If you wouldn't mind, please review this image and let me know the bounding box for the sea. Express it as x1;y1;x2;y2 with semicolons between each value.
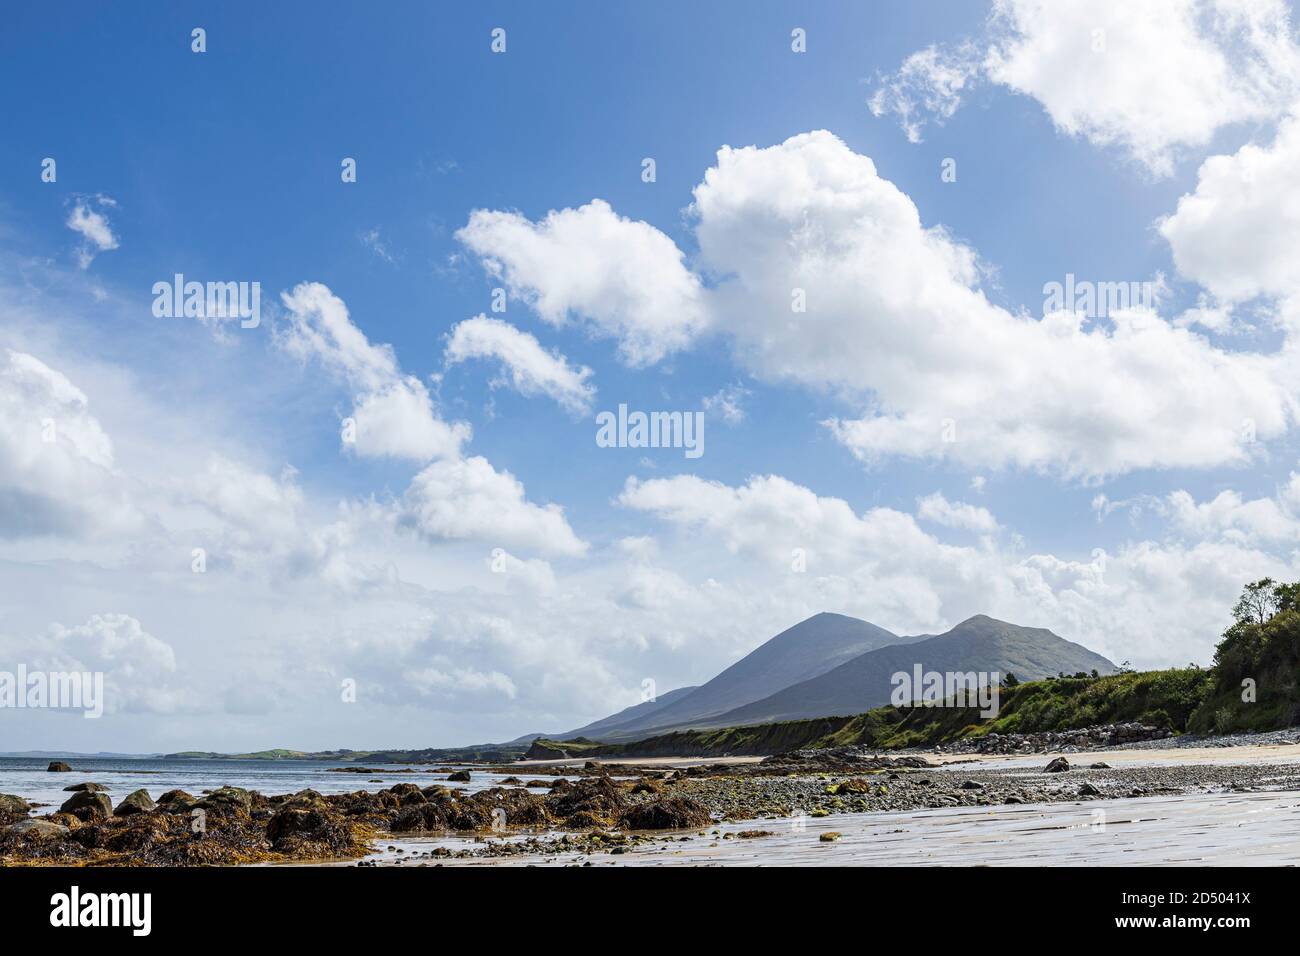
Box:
0;757;554;810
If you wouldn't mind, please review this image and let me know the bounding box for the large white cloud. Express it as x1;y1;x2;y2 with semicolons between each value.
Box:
620;470;1298;669
464;130;1294;478
1163;472;1300;545
872;0;1300;177
445;314;595;415
279;282;470;461
455;200;709;367
0;348;138;538
1160;112;1300;307
401;455;587;557
400;457;590;561
0;614;183;715
916;492;1000;533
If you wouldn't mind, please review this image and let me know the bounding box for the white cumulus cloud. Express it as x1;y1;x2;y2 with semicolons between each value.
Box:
456;200;709;367
872;0;1300;177
445;314;595;415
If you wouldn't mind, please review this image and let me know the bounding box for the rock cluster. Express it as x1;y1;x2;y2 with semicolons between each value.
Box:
0;771;712;866
942;723;1171;755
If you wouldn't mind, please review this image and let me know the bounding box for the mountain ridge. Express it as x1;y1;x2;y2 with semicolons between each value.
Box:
574;612;917;741
668;613;1116;731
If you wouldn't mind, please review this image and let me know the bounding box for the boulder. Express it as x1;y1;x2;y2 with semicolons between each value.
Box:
46;761;72;773
156;790;197;813
59;789;113;821
197;786;253;815
6;818;70;839
833;778;873;794
447;770;471;783
1044;757;1071;773
114;789;157;816
0;794;31;815
62;782;109;793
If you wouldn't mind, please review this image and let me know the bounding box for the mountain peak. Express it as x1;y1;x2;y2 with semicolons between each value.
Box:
573;611;904;741
955;613;1003;627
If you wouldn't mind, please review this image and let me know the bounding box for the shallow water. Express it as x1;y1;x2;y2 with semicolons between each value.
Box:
0;757;554;809
365;789;1300;866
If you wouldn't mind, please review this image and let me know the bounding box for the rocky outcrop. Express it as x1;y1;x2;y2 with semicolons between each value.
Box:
447;770;471;782
944;723;1171;755
63;782;108;792
523;740;570;759
760;748;935;773
46;761;72;773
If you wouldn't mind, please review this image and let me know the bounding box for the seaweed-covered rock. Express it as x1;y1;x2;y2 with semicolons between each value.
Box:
447;770;472;783
47;761;72;773
445;800;494;830
62;782;108;793
546;776;625;827
156;790;197;813
832;778;873;794
391;802;451;833
6;818;69;839
59;790;113;822
266;805;354;855
618;796;711;830
197;786;253;815
471;787;551;827
114;789;157;816
0;794;30;823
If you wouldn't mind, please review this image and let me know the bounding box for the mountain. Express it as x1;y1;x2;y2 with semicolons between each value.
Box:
585;612;915;741
689;614;1117;728
554;685;700;740
0;751;162;759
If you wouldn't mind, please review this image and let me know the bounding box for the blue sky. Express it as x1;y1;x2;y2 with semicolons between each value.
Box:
3;1;1300;750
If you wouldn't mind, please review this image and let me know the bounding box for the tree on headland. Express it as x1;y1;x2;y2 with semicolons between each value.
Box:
1232;578;1281;626
1191;577;1300;734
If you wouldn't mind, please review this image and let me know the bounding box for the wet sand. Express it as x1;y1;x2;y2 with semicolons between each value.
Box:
360;745;1300;866
363;789;1300;866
